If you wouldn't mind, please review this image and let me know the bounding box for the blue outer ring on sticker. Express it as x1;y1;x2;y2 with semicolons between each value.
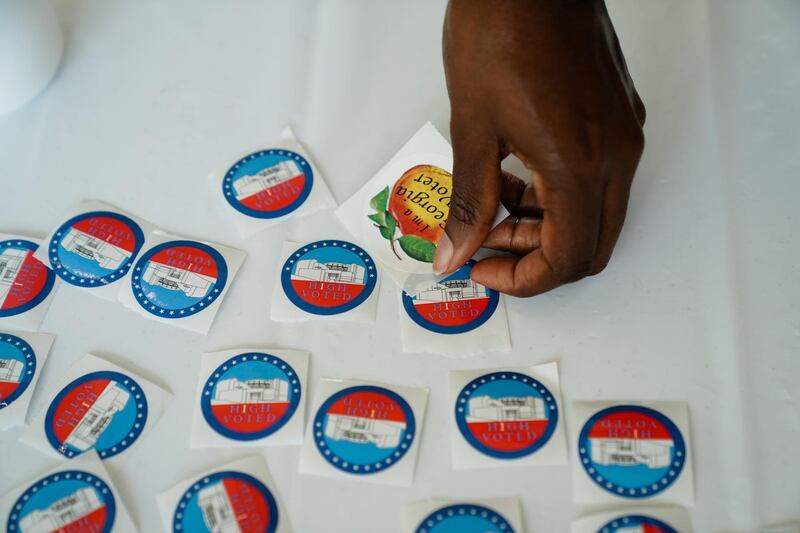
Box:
0;239;55;317
222;148;314;219
48;210;144;287
6;470;117;533
44;370;149;459
130;240;228;319
280;240;377;316
201;352;302;441
577;404;687;498
414;504;515;533
313;385;416;474
172;470;278;533
455;371;558;459
597;514;678;533
402;260;499;334
0;334;36;410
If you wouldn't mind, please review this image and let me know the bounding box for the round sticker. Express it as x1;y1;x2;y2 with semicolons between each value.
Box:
597;514;678;533
455;371;558;459
172;471;278;533
48;211;144;286
280;240;377;315
201;352;301;441
0;239;55;317
6;470;116;533
402;260;499;334
313;385;416;474
414;504;514;533
44;371;149;459
130;240;228;318
577;405;687;498
0;334;36;410
222;148;313;219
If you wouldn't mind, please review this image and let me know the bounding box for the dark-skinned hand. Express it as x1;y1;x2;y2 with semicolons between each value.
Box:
433;0;646;297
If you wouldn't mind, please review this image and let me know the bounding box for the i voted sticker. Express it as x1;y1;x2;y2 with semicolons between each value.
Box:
201;353;301;441
6;470;116;533
313;386;416;474
172;471;278;533
281;240;377;315
48;211;144;286
455;371;558;459
0;334;35;410
0;239;55;317
44;371;148;459
597;514;678;533
402;261;498;334
414;504;515;533
223;149;313;219
131;240;227;318
578;405;686;498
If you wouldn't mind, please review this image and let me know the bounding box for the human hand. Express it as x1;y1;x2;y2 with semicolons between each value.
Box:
434;0;646;297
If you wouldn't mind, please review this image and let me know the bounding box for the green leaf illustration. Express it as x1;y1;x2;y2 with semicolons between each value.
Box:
369;186;390;212
398;234;437;263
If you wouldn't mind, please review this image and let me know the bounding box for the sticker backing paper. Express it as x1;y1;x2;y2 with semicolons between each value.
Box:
570;401;695;507
0;452;137;533
0;330;54;430
299;378;428;487
118;230;246;334
214;127;337;237
34;201;155;301
449;362;566;469
157;455;292;533
190;347;309;448
0;233;58;331
404;497;524;533
571;506;693;533
20;353;171;462
270;240;380;323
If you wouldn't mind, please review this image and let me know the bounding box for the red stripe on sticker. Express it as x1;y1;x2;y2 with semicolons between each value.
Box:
0;381;20;402
239;174;305;211
1;250;49;310
222;478;271;533
412;297;490;326
149;246;218;279
51;379;112;444
55;504;107;533
643;524;669;533
290;279;365;307
326;391;407;423
210;402;291;433
587;411;673;440
72;216;137;253
467;420;550;452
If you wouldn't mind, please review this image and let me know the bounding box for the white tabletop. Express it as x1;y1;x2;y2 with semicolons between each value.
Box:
1;1;798;532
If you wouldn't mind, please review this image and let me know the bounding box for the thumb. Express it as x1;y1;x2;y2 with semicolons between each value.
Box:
433;122;502;275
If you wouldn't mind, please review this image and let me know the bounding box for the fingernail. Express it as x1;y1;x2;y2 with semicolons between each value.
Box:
432;232;453;275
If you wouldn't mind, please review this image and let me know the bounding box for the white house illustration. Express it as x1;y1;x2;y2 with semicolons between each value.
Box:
0;358;24;383
198;482;239;533
18;487;103;532
59;228;128;270
615;526;653;533
467;395;547;423
292;259;365;285
589;434;673;469
63;382;131;452
0;247;27;304
233;160;303;201
410;278;488;304
324;415;404;448
141;263;213;298
212;378;289;404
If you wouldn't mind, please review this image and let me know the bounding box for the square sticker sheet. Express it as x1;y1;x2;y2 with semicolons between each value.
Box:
0;452;137;533
20;352;171;462
571;506;693;533
570;401;695;507
117;230;246;334
299;378;428;487
270;239;380;323
449;361;567;469
335;122;453;286
0;330;54;430
190;347;309;448
213;126;337;237
0;233;58;331
157;455;292;533
398;261;510;356
34;200;155;301
404;497;524;533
